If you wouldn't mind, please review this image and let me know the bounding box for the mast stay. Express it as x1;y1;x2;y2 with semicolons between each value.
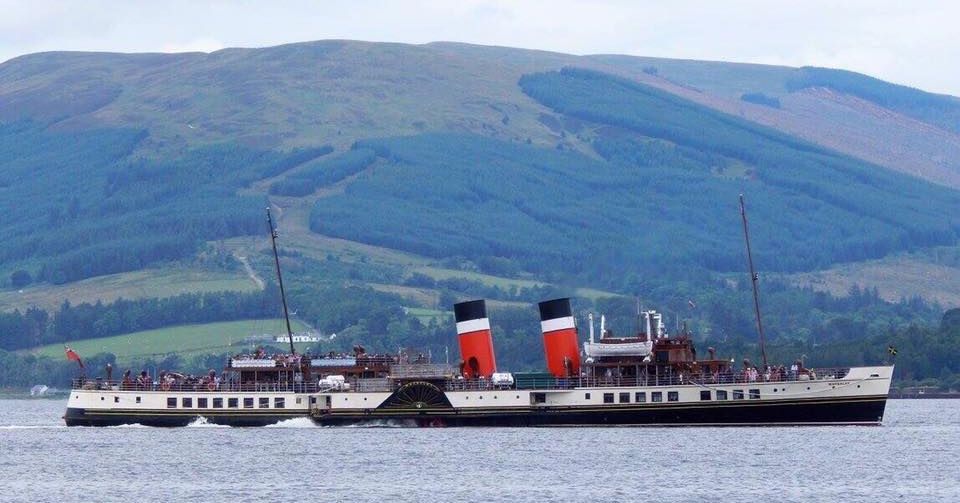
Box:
739;194;768;368
267;207;296;355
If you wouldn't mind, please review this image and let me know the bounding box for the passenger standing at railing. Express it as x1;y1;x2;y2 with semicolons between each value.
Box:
122;369;133;390
137;370;150;390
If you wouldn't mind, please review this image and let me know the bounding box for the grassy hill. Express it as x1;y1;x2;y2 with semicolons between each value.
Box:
27;318;310;363
0;266;259;312
1;40;960;375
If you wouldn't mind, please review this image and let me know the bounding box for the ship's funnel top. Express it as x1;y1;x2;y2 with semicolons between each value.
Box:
538;298;572;322
454;299;487;323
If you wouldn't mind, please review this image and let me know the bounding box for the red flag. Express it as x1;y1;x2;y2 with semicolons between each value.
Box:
65;347;84;369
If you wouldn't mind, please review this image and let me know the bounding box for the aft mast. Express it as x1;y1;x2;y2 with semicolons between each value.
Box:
739;194;768;368
266;207;296;355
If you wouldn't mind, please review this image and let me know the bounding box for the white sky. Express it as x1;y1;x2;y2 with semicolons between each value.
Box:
2;0;958;96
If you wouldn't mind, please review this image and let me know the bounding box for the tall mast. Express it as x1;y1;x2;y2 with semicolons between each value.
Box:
267;207;295;355
739;194;768;368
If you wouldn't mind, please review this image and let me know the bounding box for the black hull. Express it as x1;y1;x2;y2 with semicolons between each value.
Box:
316;396;889;427
64;407;302;427
65;396;887;427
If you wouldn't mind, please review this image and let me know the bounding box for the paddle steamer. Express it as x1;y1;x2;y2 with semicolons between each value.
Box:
64;202;893;427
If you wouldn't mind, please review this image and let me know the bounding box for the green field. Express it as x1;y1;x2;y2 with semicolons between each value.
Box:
0;267;260;312
28;319;310;363
404;307;451;325
414;266;545;289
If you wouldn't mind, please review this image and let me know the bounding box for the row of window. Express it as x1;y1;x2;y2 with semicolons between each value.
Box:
166;397;286;409
591;389;762;404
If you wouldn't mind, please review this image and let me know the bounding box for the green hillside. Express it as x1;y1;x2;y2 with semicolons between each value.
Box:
0;266;259;312
2;40;960;388
308;70;960;291
28;318;309;363
786;66;960;134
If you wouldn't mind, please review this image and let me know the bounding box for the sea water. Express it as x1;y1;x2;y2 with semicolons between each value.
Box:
0;398;957;502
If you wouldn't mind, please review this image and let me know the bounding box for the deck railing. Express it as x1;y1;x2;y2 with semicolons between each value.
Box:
71;367;853;393
71;379;320;393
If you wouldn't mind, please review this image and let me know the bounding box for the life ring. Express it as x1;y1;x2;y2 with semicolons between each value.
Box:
207;382;217;392
160;382;171;391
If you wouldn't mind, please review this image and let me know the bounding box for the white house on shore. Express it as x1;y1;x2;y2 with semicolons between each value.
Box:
275;331;322;344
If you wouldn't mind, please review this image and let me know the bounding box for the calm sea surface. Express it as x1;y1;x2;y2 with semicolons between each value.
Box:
0;398;957;502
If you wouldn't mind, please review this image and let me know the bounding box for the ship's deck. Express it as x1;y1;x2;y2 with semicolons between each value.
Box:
71;366;854;394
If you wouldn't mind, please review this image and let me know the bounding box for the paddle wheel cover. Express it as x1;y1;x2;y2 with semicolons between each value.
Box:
378;381;453;410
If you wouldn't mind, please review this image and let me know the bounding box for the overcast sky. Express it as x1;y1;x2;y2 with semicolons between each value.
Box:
2;0;958;96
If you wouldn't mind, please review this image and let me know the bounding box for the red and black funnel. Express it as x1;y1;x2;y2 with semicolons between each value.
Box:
454;299;497;378
538;298;581;377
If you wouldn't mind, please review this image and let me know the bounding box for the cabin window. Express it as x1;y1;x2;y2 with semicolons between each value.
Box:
166;397;177;408
243;398;254;408
619;392;630;403
651;392;663;402
668;391;679;402
296;397;302;404
182;397;192;408
733;390;744;400
228;398;239;408
584;393;591;400
114;396;119;403
603;393;615;404
275;398;285;409
259;397;270;408
532;393;546;404
635;392;646;403
213;398;223;408
198;398;208;408
749;389;761;399
716;390;728;400
700;390;711;401
136;396;141;404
